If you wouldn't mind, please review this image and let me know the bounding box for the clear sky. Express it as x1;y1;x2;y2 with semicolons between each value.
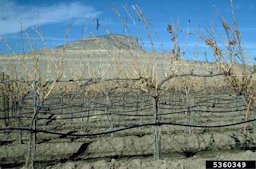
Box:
0;0;255;61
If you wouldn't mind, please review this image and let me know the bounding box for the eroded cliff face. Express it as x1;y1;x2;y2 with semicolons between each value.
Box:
0;34;249;89
56;34;143;51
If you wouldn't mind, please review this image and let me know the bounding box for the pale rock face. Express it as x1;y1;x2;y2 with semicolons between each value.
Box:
57;34;143;51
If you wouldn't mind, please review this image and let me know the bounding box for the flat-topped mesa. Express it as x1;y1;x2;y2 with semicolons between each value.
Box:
56;34;143;51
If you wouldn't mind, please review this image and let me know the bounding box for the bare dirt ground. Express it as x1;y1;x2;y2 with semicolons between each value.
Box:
46;150;256;169
1;87;256;169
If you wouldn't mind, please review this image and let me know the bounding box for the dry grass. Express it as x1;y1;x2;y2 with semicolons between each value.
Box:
0;1;255;167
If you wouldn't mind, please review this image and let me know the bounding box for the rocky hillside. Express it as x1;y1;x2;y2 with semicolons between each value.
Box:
56;34;143;51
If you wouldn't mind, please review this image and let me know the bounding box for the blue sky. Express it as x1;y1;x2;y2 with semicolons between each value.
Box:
0;0;256;61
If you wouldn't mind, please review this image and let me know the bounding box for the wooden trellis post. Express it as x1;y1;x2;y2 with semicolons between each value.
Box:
0;72;9;126
152;96;161;160
106;92;114;137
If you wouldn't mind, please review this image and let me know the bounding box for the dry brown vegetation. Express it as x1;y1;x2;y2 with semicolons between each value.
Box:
0;1;256;168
